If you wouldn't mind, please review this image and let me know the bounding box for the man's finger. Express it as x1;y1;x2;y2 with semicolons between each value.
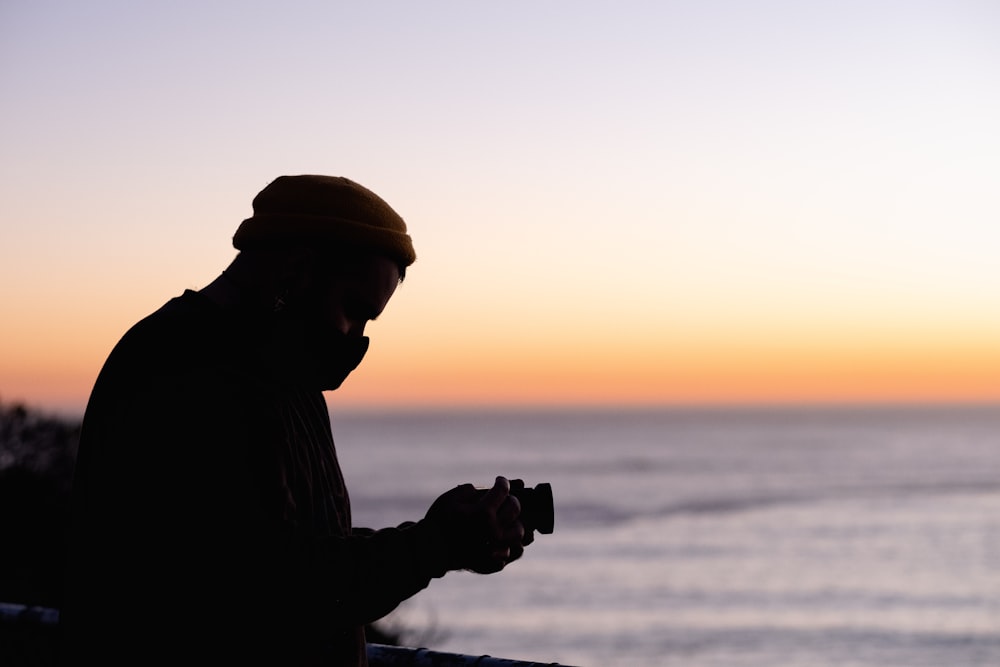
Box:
477;476;510;514
496;494;521;525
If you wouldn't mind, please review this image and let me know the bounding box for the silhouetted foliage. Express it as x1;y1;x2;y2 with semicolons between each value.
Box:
0;401;78;609
0;402;79;491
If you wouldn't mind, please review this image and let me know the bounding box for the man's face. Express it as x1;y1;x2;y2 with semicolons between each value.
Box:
311;254;401;338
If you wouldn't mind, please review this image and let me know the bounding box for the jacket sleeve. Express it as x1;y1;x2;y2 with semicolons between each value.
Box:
298;521;451;624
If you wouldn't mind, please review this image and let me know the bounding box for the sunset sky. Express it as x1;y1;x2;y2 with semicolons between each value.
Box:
2;1;999;416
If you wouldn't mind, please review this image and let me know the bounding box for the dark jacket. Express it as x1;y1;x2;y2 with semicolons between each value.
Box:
61;290;445;666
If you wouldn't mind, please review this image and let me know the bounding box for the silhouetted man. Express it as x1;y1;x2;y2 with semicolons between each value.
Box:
61;175;532;666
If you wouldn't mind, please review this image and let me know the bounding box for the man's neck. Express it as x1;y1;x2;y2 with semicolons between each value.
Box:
200;269;258;310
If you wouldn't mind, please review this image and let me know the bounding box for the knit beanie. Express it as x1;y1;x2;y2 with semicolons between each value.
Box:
232;175;416;268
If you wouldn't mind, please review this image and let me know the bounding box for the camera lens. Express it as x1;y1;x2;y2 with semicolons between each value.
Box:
512;482;554;535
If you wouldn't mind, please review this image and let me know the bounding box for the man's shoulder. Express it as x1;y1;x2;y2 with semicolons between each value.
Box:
132;289;216;331
131;288;221;334
104;290;226;370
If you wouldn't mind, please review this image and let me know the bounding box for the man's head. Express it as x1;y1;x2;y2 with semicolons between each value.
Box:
221;175;415;389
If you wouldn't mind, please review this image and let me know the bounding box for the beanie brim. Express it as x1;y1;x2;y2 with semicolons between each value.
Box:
233;212;416;267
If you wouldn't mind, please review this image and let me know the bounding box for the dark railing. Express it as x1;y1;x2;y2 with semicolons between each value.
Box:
0;602;581;667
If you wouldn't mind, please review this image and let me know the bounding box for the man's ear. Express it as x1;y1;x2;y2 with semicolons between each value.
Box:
275;246;319;297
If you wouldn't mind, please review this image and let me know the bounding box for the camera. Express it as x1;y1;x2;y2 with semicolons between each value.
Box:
509;481;555;534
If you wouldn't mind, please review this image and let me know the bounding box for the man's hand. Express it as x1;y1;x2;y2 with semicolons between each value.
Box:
423;476;532;574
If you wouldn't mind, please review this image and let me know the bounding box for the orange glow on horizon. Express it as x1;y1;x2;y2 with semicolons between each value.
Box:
331;334;1000;410
7;336;1000;418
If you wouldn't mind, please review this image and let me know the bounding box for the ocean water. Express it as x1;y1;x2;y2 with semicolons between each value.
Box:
333;405;1000;667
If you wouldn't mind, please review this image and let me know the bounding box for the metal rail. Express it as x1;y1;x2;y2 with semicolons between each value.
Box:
367;643;578;666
